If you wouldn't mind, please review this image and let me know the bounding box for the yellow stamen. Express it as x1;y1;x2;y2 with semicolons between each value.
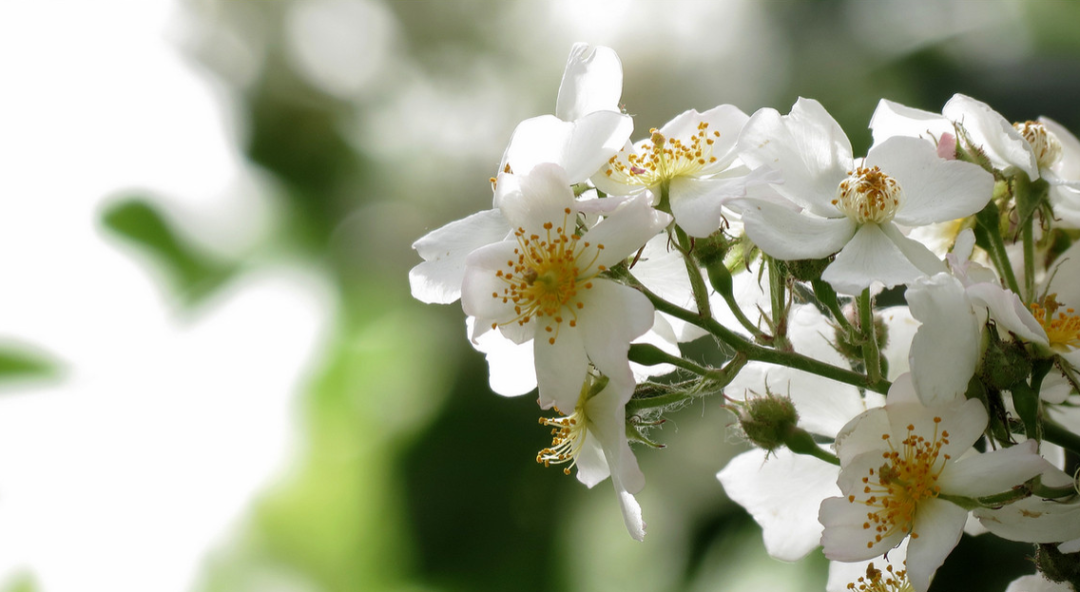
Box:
833;166;903;224
602;122;722;187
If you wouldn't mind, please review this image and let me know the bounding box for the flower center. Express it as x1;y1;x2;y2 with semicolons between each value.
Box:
833;166;903;224
1014;120;1062;170
490;208;605;345
1031;295;1080;351
849;418;949;548
603;123;721;187
846;562;914;592
536;394;589;475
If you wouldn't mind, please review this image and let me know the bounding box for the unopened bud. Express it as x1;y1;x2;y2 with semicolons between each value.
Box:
728;393;799;453
981;328;1031;390
776;257;832;282
1035;544;1080;590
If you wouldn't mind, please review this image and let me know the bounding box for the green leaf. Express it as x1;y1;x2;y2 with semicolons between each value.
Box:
101;197;234;305
0;343;61;382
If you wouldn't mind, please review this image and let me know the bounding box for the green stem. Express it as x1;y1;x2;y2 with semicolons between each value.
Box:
858;289;882;385
767;257;790;349
623;272;891;394
976;202;1022;296
784;427;840;466
1045;420;1080;455
628;343;711;377
812;278;855;336
1022;214;1036;304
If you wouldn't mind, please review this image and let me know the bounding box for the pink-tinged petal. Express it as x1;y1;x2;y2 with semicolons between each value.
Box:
578;280;653;385
906;273;980;406
905;498;968;592
534;325;588;412
501;113;632;185
579;194;671;272
975;495;1080;543
1005;574;1076;592
556;43;623;122
965;282;1049;347
468;318;538;396
494;164;575;233
1042;116;1080;181
938;440;1049;497
869;98;952;146
737;99;853;217
820;494;906;561
718;448;839;561
822;223;935;296
739;199;855;260
410;208;512;304
943;94;1039;179
867;136;994;226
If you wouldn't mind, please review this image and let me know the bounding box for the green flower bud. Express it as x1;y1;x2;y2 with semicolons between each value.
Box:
776;257;832;282
728;393;799;453
981;328;1031;390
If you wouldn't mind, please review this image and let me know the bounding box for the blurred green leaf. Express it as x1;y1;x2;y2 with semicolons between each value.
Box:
101;197;234;305
0;343;60;383
0;572;39;592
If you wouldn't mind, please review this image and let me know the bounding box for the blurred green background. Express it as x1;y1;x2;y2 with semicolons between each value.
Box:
2;1;1080;591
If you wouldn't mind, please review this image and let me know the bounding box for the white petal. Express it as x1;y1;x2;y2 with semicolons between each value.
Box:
822;223;937;296
579;279;653;385
409;209;511;304
943;94;1039;179
826;539;909;592
502;113;632;184
906;273;980;406
905;498;968;592
658;104;748;173
1042;116;1080;181
965;282;1049;347
869;98;952;146
572;433;610;487
1005;575;1076;592
533;324;588;412
739;198;856;260
460;241;529;332
468;317;537;396
880;305;918;380
976;495;1080;544
866;136;994;226
580;194;671;272
669;166;780;238
556;43;623;122
718;448;839;561
820;494;905;561
737;98;853;216
938;440;1049;497
494;164;575;232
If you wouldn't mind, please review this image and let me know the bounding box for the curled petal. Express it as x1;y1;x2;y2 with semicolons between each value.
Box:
556;43;623;122
738;199;856;260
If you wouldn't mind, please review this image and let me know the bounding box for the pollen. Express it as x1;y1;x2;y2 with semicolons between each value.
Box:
1031;294;1080;351
1014;120;1062;170
848;420;950;549
845;562;914;592
833;166;903;224
602;121;723;187
536;396;589;475
490;208;603;344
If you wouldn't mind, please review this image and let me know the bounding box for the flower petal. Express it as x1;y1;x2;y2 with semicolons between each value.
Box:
869;98;952;146
658;104;748;173
937;440;1049;497
533;324;588;412
556;43;623;122
494;164;575;232
965;282;1049;347
819;493;906;561
906;273;980;406
579;279;654;385
866;136;994;226
718;448;839;561
468;317;537;396
738;198;856;260
501;113;632;184
1042;116;1080;181
905;497;968;592
975;495;1080;544
943;94;1039;180
737;98;853;216
669;166;780;238
579;194;671;272
822;223;939;296
410;208;511;304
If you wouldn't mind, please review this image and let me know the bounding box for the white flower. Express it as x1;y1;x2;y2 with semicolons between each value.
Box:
1005;574;1076;592
735;98;994;295
500;43;633;184
973;464;1080;545
872;94;1080;228
461;163;671;412
827;539;912;592
819;374;1049;592
594;105;773;237
536;374;647;540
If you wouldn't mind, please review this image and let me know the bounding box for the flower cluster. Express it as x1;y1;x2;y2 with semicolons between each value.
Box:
411;44;1080;590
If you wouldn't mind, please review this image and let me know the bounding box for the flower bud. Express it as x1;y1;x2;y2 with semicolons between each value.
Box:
728;393;799;453
776;257;832;282
980;327;1031;390
1035;543;1080;590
